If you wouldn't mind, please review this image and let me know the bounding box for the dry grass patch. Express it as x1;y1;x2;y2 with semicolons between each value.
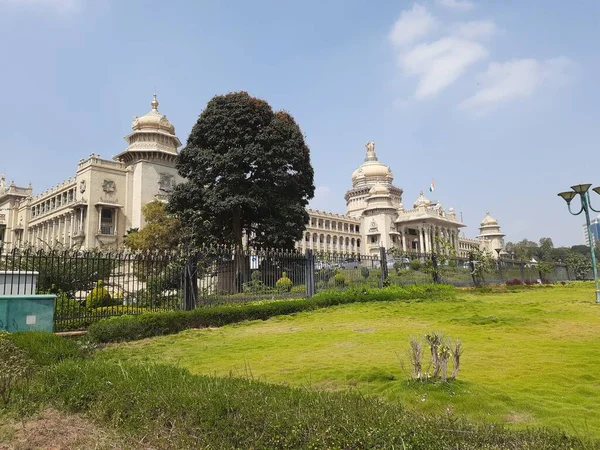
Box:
0;409;128;450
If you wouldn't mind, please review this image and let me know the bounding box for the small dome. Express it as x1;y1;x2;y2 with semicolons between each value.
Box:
369;184;390;195
413;191;432;208
398;202;404;211
481;212;499;227
448;207;455;212
131;94;176;135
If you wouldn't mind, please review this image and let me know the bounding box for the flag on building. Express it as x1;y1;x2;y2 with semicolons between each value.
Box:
429;178;435;192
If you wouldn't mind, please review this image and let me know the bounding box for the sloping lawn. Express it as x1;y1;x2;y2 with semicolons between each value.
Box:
100;283;600;439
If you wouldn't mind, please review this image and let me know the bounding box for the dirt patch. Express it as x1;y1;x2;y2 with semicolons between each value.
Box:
0;409;128;450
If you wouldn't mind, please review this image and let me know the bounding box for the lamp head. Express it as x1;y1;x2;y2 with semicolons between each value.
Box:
570;184;592;194
558;191;577;204
593;186;600;196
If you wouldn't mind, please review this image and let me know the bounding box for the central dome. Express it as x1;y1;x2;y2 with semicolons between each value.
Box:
131;94;176;135
351;142;393;187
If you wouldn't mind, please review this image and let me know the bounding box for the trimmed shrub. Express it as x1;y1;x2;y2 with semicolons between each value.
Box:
88;284;456;343
243;270;271;294
86;280;112;309
410;259;421;271
54;292;84;319
275;272;293;292
333;273;346;287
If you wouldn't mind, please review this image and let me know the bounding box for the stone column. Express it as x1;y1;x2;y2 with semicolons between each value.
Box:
401;229;407;252
63;215;69;247
98;206;103;234
418;227;424;253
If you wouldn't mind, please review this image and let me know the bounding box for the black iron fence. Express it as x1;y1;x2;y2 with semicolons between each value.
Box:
0;247;589;331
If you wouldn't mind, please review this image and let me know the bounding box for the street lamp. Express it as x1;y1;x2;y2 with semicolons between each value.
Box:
557;183;600;303
495;247;503;281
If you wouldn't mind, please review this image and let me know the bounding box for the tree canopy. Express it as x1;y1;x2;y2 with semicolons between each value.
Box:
169;91;315;249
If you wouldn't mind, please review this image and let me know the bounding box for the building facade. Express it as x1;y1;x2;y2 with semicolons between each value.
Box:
295;142;506;258
0;101;506;258
582;216;600;246
0;95;184;252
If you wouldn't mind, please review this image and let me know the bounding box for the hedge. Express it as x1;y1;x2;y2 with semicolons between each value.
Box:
88;284;456;343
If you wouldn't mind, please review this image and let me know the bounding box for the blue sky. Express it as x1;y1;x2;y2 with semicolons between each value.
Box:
1;0;599;247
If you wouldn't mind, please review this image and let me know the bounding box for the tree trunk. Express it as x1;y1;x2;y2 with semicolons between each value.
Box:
232;209;248;293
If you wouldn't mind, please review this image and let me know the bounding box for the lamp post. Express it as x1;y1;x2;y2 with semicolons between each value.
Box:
558;184;600;303
495;248;503;282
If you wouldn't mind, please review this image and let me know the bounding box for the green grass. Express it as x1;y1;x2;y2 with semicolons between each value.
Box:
100;282;600;440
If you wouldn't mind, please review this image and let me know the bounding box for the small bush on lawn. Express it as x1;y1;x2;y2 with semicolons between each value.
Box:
88;284;456;343
406;332;463;382
37;359;590;449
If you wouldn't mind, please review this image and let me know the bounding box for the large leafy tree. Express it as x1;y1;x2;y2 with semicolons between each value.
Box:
169;91;315;249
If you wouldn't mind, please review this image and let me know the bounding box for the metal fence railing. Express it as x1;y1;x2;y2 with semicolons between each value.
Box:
0;247;591;331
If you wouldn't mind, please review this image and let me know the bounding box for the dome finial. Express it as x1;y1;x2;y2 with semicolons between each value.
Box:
151;93;159;111
365;141;378;161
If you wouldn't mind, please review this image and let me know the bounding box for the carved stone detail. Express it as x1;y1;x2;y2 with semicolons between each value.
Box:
102;179;116;194
158;173;176;194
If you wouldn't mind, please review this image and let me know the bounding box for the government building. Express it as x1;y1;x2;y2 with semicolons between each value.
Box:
295;142;506;258
0;96;506;258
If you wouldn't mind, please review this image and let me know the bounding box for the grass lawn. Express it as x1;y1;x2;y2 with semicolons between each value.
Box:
100;283;600;439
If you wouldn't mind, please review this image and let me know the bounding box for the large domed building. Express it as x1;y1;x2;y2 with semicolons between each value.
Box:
298;141;506;258
0;95;184;251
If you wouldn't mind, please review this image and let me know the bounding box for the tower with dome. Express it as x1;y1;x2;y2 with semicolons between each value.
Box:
0;95;185;251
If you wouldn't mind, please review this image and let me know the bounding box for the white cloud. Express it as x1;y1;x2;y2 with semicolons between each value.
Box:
459;57;573;111
309;186;334;211
0;0;81;14
437;0;474;11
389;3;436;48
454;20;497;40
399;37;487;98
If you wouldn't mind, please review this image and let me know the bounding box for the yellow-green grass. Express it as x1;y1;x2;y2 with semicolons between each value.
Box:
99;283;600;439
